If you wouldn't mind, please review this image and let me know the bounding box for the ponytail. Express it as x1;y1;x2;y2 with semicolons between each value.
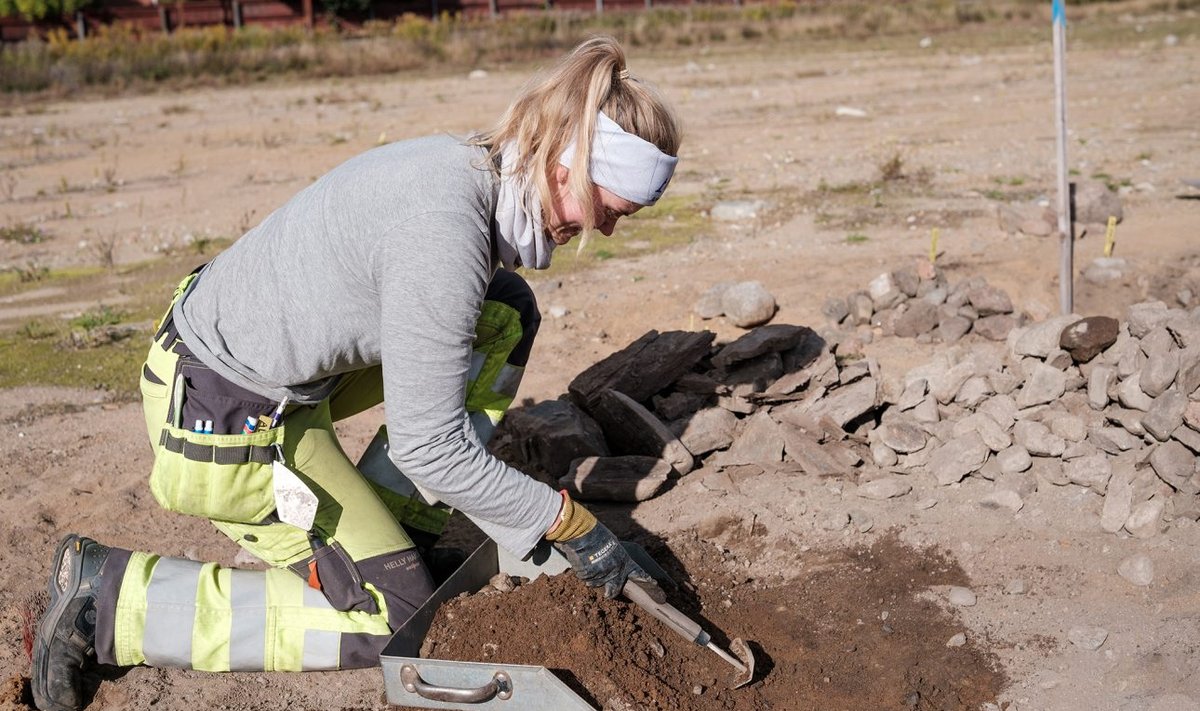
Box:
471;36;682;232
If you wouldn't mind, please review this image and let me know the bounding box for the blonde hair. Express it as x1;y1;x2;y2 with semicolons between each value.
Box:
471;36;681;233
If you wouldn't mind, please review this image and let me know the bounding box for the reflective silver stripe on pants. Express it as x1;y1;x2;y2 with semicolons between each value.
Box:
302;629;341;670
228;569;267;671
493;363;524;399
302;582;336;610
468;351;486;382
300;585;340;670
143;557;202;668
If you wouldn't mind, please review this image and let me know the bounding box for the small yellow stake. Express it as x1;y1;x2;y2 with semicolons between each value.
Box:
929;228;940;264
1103;216;1117;257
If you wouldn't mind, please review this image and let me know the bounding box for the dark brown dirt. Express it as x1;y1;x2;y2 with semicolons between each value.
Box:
418;533;1006;711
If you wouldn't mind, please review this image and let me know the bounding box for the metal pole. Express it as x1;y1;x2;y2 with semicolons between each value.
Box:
1053;0;1072;315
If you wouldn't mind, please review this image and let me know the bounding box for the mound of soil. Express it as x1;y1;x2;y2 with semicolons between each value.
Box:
419;534;1006;711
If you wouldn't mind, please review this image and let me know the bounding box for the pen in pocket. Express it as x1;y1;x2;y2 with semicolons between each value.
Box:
268;397;289;429
242;416;258;434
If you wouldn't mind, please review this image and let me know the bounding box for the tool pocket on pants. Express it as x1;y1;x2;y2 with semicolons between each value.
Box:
289;536;378;615
150;358;285;524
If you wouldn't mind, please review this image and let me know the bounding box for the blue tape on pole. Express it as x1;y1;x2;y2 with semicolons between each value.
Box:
1053;0;1066;24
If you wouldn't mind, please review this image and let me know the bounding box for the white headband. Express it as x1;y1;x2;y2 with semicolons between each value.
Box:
558;111;678;207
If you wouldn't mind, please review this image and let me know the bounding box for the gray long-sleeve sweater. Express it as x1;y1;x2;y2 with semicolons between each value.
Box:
172;135;561;557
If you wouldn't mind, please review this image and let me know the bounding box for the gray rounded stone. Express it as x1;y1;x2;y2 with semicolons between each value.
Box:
695;282;734;319
879;420;928;454
721;281;777;328
948;586;977;607
997;445;1033;474
1117;553;1154;587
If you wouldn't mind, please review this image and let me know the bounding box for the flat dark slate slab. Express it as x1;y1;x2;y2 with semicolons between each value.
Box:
590;389;695;475
559;456;673;502
568;330;715;415
502;399;609;477
711;324;812;368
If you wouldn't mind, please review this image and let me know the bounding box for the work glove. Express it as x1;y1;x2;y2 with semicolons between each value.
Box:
546;490;666;603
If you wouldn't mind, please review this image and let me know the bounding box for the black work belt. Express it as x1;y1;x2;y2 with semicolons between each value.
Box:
158;429;276;465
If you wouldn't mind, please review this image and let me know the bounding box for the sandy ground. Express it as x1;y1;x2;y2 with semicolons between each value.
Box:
2;11;1200;711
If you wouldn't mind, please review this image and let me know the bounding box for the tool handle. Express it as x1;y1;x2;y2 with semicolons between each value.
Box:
623;582;710;647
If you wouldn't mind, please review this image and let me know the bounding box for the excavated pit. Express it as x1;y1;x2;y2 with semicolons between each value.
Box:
416;533;1007;711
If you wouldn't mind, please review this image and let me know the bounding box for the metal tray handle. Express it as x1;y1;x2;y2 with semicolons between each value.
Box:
400;665;513;703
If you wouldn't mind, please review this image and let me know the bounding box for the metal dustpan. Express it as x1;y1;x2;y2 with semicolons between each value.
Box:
379;540;598;710
365;437;755;706
363;430;594;709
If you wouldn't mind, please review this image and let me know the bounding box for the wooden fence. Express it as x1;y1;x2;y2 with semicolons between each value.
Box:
1;0;706;42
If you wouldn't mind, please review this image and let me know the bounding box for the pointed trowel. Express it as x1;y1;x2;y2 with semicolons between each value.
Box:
622;581;756;689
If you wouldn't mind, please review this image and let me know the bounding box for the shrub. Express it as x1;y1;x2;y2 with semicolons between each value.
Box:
0;222;49;244
70;304;124;330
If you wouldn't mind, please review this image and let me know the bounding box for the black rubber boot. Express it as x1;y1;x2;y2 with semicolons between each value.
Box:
31;535;111;711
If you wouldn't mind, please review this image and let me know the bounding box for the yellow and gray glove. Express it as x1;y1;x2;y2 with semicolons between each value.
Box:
546;490;665;603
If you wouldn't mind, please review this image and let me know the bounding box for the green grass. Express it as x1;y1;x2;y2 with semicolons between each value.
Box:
845;233;869;244
18;319;56;339
0;331;144;395
190;236;234;256
6;0;1192;98
0;256;204;397
70;304;125;330
3;262;50;283
532;193;705;278
0;222;49;244
0;263;107;296
3;299;153;399
0;194;700;394
1090;172;1131;192
1;7;809;95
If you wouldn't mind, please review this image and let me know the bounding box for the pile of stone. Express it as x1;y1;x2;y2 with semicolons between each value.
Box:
819;263;1022;350
993;180;1123;239
877;300;1200;537
503;294;1200;541
504;324;885;504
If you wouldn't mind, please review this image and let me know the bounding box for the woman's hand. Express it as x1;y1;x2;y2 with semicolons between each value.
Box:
546;490;665;602
553;522;665;601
